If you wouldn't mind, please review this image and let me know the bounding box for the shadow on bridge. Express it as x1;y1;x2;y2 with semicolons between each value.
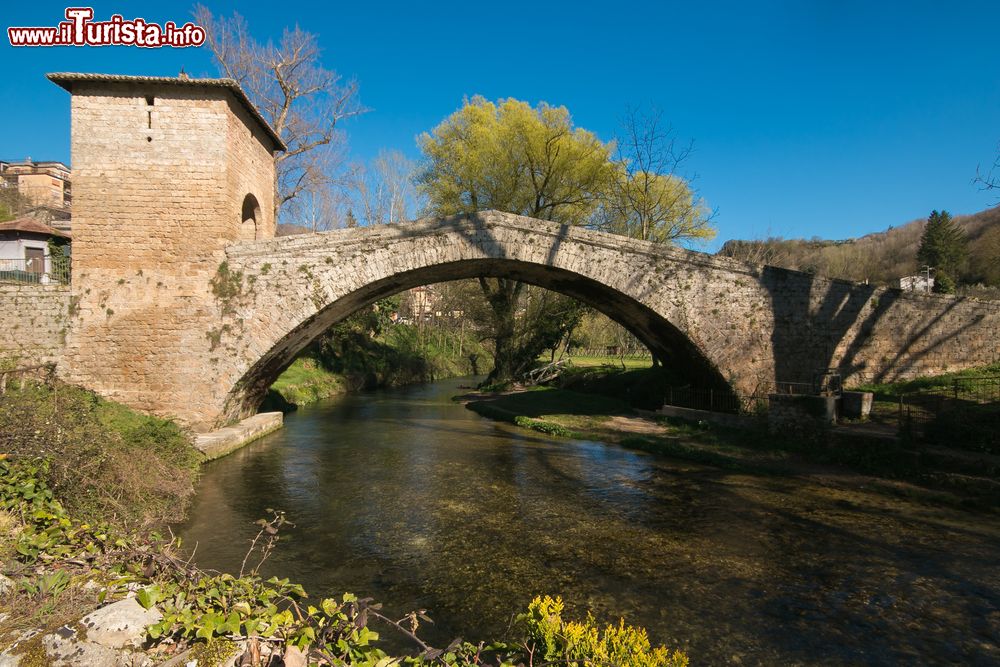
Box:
229;212;735;418
763;265;983;386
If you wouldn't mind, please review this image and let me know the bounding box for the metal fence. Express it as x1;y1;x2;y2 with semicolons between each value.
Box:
944;376;1000;403
662;377;835;415
0;257;71;285
894;376;1000;428
565;347;653;360
663;386;746;413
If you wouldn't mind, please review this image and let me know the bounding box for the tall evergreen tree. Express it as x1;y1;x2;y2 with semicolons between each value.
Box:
916;210;967;293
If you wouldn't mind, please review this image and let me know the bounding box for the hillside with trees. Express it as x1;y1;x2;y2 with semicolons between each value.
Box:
718;206;1000;294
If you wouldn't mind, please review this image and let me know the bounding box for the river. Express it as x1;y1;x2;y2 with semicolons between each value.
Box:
180;377;1000;665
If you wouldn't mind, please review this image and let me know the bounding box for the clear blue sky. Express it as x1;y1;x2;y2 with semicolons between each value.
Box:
3;1;998;248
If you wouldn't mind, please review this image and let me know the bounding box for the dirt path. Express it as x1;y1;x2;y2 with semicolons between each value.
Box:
603;414;670;436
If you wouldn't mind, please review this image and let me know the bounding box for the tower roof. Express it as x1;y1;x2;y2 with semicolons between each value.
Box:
47;72;286;152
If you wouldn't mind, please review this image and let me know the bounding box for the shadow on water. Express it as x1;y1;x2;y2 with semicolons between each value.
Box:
180;377;1000;666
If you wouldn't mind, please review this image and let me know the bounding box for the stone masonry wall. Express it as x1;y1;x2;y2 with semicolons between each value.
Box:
0;284;71;366
761;267;1000;386
37;155;997;432
206;212;999;427
58;81;276;425
226;97;276;240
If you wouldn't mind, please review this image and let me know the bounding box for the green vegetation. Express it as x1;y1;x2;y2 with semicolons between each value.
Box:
270;318;493;407
559;355;652;369
522;596;688;667
0;186;30;222
270;357;345;406
0;378;202;653
852;362;1000;398
418;96;611;384
0;443;688;665
0;380;201;529
417;97;713;385
718;205;1000;295
917;210;968;293
210;260;246;315
554;364;683;410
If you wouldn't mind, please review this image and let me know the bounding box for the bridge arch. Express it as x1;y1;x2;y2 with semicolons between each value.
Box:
225;258;731;417
215;211;771;425
46;75;1000;431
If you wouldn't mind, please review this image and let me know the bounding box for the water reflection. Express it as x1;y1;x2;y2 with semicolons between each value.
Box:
180;378;1000;665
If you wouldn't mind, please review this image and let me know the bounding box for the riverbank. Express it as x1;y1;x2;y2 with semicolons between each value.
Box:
463;385;1000;509
185;375;1000;665
0;377;686;666
267;323;492;408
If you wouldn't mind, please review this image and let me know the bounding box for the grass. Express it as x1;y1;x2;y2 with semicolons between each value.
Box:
0;379;202;529
0;377;206;657
852;362;1000;399
554;364;683;410
270;323;493;407
270;357;345;405
556;354;653;369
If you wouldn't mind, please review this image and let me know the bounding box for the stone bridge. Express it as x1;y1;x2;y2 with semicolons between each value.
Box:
9;213;1000;430
4;72;996;430
193;210;994;428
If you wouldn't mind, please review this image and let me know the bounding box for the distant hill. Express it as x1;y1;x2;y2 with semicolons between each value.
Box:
717;206;1000;289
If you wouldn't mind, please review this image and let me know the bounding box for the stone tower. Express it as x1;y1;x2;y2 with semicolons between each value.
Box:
48;73;283;429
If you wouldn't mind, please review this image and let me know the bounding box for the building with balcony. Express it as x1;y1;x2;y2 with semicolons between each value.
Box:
1;158;72;211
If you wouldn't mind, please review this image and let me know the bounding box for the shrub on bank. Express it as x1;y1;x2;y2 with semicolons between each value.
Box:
270;323;494;407
0;380;201;529
522;595;689;667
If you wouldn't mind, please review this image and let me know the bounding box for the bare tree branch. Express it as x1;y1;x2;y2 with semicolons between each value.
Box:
595;106;715;245
975;142;1000;196
194;6;366;224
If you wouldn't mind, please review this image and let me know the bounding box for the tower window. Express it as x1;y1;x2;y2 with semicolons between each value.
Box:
241;193;261;241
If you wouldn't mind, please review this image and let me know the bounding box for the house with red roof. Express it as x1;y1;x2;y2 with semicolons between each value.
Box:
0;216;71;284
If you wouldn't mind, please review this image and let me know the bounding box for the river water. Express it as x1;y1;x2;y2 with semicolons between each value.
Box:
180;377;1000;665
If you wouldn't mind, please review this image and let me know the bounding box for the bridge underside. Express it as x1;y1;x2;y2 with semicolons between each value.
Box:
224;259;733;420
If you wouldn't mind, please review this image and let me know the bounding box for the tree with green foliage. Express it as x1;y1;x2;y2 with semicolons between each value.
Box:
969;224;1000;286
917;210;968;293
418;99;715;382
417;97;615;383
598;109;715;244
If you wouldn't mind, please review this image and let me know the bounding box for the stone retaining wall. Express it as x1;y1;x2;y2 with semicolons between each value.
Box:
0;283;70;366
